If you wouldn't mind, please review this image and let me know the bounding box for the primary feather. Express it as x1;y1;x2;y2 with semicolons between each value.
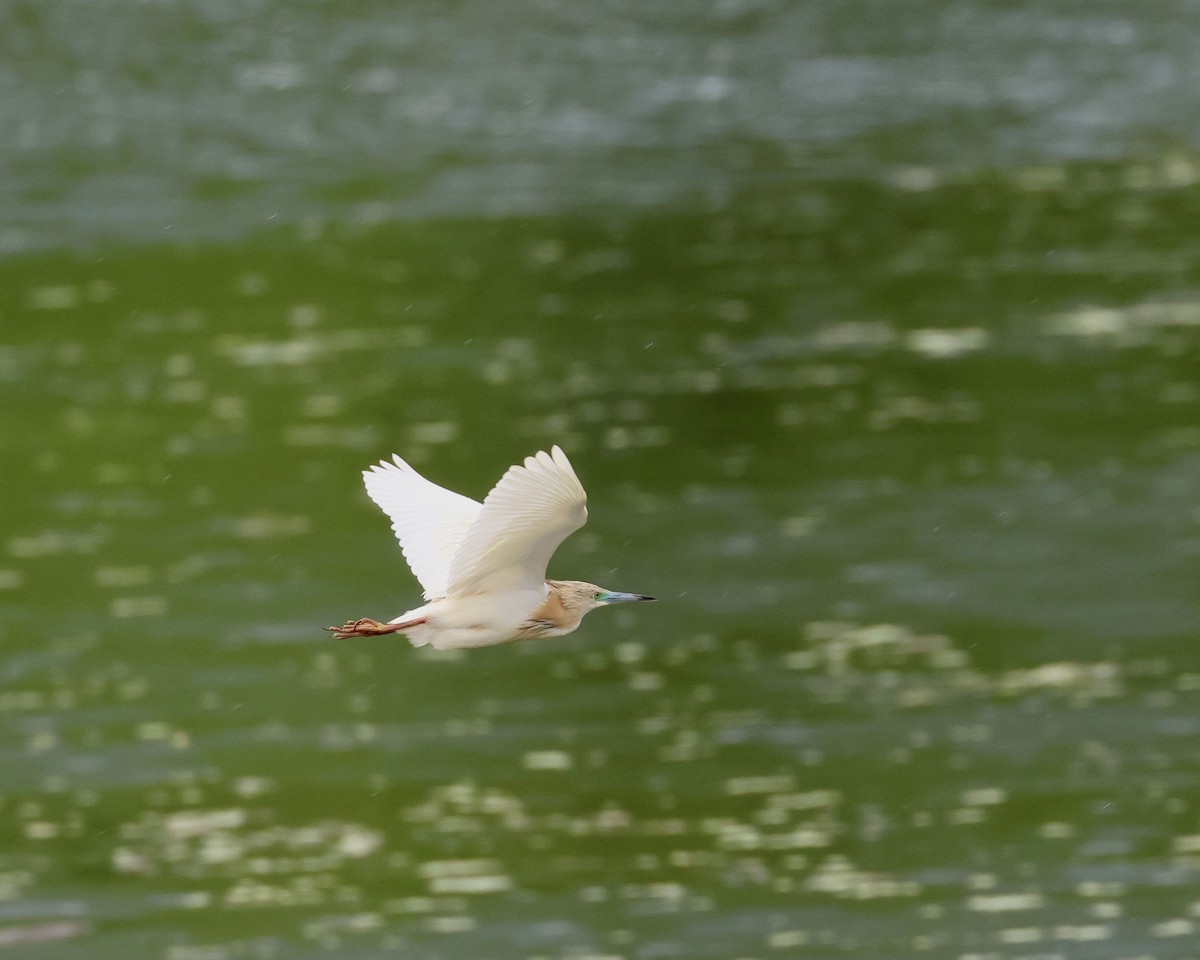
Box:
446;445;588;597
362;454;482;599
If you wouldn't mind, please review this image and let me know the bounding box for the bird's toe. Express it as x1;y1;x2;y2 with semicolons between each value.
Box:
326;618;377;639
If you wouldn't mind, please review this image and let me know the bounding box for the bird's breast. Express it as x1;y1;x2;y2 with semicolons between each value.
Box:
513;617;578;641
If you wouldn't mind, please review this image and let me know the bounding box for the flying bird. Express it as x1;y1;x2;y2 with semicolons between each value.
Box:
327;446;654;649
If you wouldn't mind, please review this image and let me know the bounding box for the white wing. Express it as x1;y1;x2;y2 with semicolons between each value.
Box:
362;455;482;599
446;445;587;597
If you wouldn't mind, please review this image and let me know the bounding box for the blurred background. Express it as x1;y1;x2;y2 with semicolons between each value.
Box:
3;1;1200;958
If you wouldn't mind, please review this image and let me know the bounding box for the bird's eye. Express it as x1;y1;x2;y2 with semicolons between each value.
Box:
594;591;603;599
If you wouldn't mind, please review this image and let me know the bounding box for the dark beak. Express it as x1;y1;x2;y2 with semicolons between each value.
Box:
600;592;656;604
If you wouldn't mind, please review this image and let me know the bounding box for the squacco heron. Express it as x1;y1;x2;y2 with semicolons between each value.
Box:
327;446;654;649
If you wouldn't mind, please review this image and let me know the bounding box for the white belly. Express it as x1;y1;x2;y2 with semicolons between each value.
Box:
389;587;546;649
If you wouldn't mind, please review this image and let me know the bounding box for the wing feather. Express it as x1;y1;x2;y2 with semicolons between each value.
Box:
362;455;482;599
446;445;587;597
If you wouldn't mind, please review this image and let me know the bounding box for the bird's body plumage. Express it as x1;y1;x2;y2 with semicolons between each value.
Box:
328;446;653;649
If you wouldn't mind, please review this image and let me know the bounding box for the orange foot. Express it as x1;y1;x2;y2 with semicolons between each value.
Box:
325;617;428;639
326;618;392;639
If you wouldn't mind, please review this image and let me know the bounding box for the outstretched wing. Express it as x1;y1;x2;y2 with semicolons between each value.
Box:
446;446;587;597
362;455;482;599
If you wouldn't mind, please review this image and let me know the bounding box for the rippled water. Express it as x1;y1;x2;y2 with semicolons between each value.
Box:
7;0;1200;250
4;4;1200;959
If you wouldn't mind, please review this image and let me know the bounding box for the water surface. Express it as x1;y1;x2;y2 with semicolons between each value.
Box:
3;4;1200;959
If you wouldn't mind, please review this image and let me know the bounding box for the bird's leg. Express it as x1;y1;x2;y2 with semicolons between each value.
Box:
325;617;428;640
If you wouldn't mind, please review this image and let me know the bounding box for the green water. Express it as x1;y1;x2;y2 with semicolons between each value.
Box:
4;162;1200;959
5;3;1200;958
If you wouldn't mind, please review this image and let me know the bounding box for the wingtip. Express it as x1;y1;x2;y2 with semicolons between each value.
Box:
550;445;581;485
362;454;414;477
520;446;573;474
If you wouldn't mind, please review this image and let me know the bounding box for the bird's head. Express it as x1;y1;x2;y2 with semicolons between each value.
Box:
548;579;656;620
